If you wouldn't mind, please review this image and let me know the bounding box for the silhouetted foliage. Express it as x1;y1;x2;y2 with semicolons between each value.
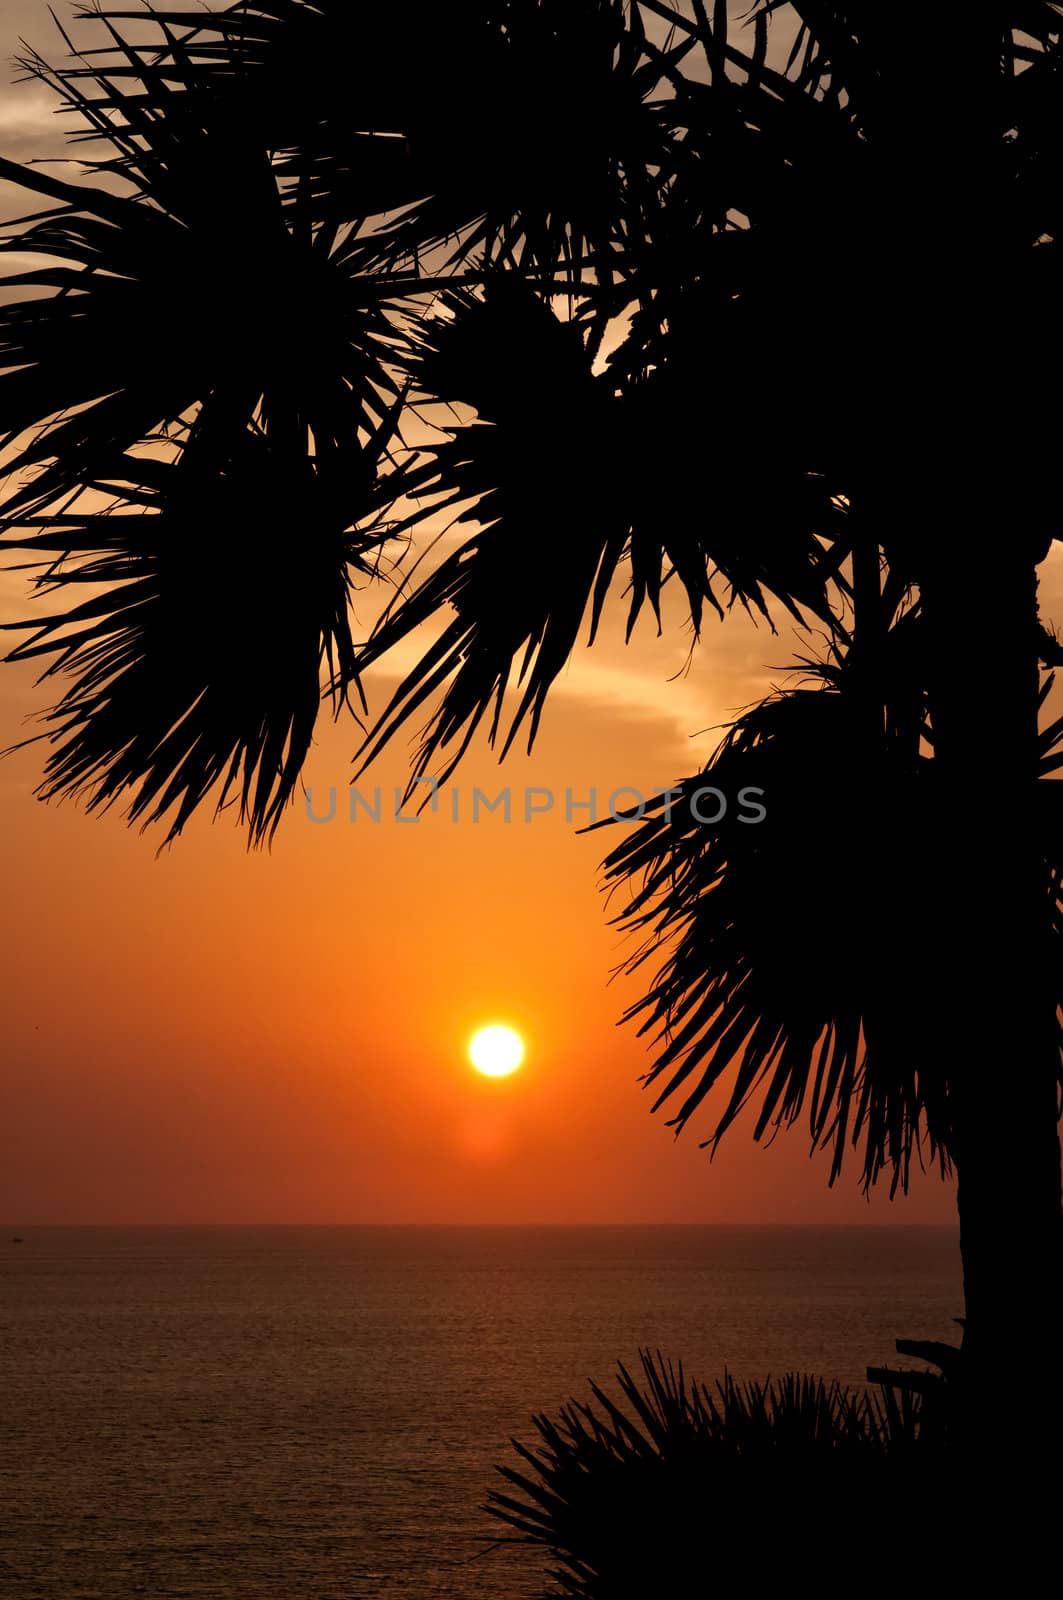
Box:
594;619;1063;1193
2;1;1061;1423
2;435;394;841
485;1349;940;1598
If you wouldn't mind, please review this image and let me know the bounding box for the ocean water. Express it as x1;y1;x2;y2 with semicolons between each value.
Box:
0;1225;962;1599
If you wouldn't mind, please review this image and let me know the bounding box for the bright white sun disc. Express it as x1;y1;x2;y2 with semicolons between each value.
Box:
469;1025;525;1078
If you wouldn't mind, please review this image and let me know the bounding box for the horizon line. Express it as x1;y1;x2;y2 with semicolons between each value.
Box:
2;1218;960;1229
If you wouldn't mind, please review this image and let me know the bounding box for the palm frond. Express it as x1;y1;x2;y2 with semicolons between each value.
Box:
595;611;947;1193
354;280;842;791
597;608;1063;1190
0;83;406;508
2;431;395;844
485;1347;932;1599
353;281;632;787
39;2;681;284
350;0;681;280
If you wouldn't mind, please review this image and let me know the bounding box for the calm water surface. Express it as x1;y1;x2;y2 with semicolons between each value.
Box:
0;1225;962;1598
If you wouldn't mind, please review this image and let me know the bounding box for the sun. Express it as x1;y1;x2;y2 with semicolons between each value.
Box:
468;1024;525;1079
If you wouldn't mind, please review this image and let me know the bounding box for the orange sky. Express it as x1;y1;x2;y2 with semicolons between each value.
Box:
0;626;964;1224
0;2;1037;1225
2;539;994;1224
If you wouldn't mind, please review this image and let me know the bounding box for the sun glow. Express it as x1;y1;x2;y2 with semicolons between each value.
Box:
468;1024;525;1079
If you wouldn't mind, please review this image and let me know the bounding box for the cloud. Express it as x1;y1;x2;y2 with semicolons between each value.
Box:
0;87;57;134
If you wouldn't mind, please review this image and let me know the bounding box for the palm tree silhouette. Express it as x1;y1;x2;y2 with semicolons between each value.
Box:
2;2;1061;1460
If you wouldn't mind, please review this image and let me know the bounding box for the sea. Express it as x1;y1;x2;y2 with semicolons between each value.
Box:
0;1225;962;1599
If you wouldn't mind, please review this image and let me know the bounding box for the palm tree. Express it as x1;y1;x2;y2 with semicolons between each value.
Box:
596;594;1063;1438
1;1;1061;1452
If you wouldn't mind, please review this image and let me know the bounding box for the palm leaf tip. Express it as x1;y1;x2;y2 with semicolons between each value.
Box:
2;433;392;846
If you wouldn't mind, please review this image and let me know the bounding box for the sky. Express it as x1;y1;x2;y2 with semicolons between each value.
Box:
0;1;1040;1226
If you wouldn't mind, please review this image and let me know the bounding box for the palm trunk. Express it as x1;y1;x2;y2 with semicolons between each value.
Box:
920;548;1062;1443
871;19;1063;1451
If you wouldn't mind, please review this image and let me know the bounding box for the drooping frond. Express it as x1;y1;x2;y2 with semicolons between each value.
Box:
354;280;843;790
2;431;396;844
598;610;1063;1190
352;282;636;786
596;612;946;1192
